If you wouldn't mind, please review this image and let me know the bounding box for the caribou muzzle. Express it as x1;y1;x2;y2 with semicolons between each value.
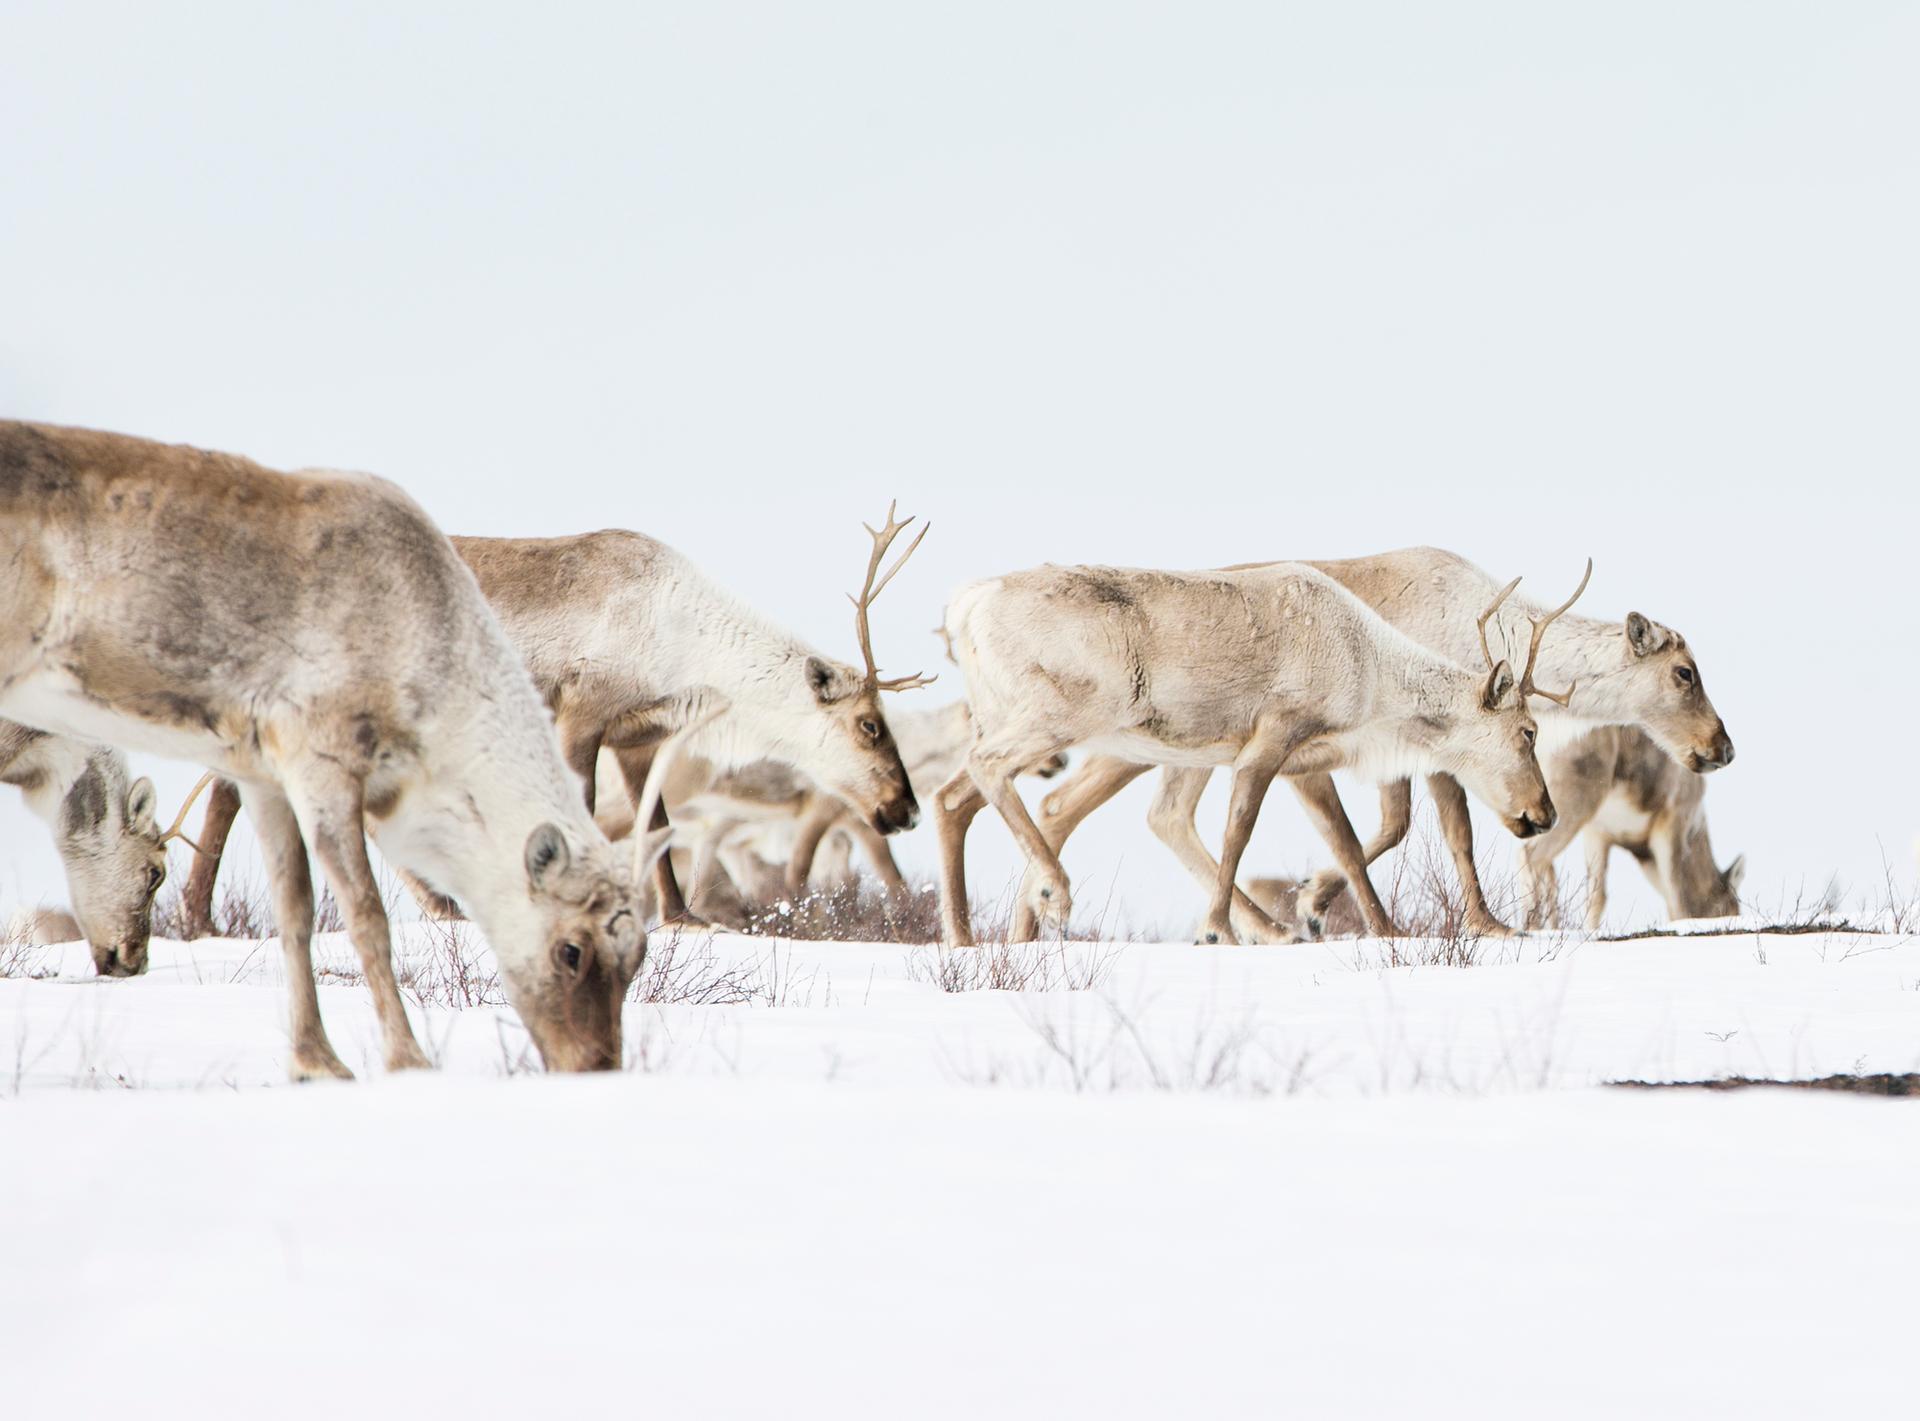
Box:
94;938;150;978
1512;805;1557;839
874;790;921;835
1689;730;1736;774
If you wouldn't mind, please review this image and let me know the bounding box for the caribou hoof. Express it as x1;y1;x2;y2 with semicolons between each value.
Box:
386;1041;433;1072
290;1044;355;1082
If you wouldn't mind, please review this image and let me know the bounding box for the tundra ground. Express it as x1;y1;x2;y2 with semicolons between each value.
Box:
4;917;1918;1418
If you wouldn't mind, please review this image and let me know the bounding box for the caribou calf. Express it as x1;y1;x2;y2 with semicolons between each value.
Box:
934;562;1556;946
1520;726;1743;929
0;422;644;1078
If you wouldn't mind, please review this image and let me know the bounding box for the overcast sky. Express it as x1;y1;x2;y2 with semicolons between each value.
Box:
4;2;1916;933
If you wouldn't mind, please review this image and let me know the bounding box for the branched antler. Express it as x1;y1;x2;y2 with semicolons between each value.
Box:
1518;558;1593;705
1475;560;1594;707
1476;575;1524;675
159;772;217;856
848;501;936;692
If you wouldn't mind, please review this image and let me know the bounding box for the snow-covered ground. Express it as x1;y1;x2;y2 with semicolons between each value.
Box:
6;924;1919;1418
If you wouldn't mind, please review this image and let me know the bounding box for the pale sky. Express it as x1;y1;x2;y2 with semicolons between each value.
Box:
4;2;1916;932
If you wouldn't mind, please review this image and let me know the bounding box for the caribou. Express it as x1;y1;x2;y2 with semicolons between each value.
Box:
1016;547;1733;941
589;700;1068;921
176;503;936;933
1520;726;1743;929
0;421;645;1077
933;559;1557;946
0;720;179;975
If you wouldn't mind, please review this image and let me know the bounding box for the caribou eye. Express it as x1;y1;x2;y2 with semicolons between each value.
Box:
859;718;880;740
147;866;165;894
1522;727;1536;747
558;943;583;972
1675;665;1695;687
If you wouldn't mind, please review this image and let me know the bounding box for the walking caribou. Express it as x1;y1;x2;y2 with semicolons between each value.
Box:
1520;725;1743;929
1014;547;1734;942
932;559;1558;946
0;720;186;975
174;505;934;933
0;421;646;1077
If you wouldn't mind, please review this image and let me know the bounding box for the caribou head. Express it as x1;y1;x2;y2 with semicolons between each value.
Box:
63;759;198;977
786;502;933;835
1433;562;1597;841
492;824;646;1072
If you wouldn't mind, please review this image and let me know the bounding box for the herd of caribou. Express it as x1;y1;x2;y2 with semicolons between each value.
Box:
1;421;1741;1078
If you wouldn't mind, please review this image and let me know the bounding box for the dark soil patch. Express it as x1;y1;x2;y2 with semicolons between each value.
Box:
1599;920;1856;941
1612;1073;1920;1096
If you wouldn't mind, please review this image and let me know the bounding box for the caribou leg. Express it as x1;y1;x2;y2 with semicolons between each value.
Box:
784;792;844;899
1144;767;1294;943
970;740;1079;941
1197;754;1282;946
1299;776;1413;935
841;816;911;900
1289;774;1401;937
1581;833;1612;930
290;770;431;1073
180;776;243;939
244;782;351;1081
1011;755;1150;941
1427;773;1511;936
611;744;703;927
932;767;988;946
1515;752;1611;929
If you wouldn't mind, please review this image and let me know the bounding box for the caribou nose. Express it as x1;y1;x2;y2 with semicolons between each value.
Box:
877;794;920;835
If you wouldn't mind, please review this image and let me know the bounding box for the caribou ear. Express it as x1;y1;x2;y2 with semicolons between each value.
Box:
1724;854;1746;893
1625;613;1669;657
525;823;572;889
804;656;852;704
126;778;158;831
1482;660;1516;711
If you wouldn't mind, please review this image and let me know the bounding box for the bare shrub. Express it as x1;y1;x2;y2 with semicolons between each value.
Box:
629;929;778;1006
399;915;504;1008
734;873;1151;947
151;871;275;941
904;937;1118;994
740;880;943;944
1;916;56;980
948;998;1321;1096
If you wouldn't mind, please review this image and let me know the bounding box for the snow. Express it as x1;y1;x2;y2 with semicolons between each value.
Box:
5;926;1919;1418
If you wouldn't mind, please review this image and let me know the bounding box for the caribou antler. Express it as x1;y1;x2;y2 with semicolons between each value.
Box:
1475;575;1523;676
1517;558;1593;706
1475;560;1595;707
159;772;218;857
848;501;936;692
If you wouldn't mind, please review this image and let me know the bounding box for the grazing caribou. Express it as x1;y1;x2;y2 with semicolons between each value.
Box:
0;421;645;1077
176;505;934;932
592;701;1068;919
933;560;1557;946
1520;726;1743;929
1018;548;1733;941
0;720;173;975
